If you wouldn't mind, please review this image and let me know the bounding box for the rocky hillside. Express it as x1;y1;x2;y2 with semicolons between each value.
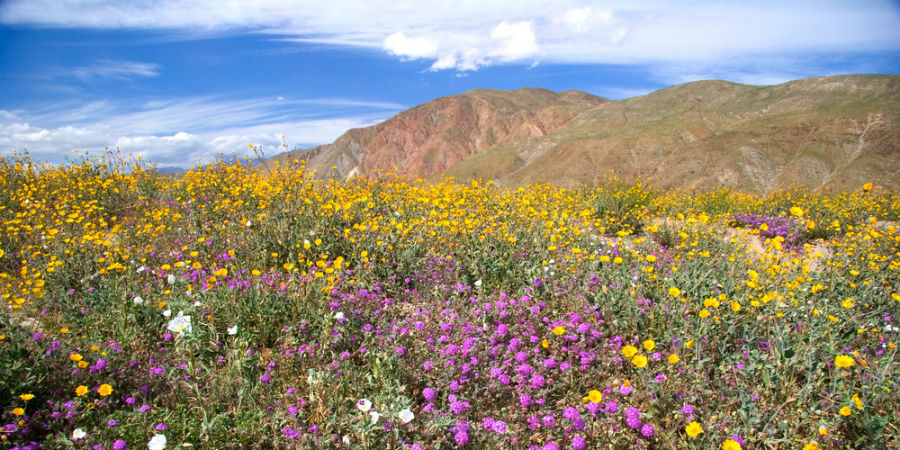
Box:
275;75;899;193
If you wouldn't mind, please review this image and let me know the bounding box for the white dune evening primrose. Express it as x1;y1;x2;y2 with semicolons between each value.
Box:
148;433;167;450
166;312;192;336
398;408;414;424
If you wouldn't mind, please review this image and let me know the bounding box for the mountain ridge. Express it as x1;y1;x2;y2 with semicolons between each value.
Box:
272;74;899;193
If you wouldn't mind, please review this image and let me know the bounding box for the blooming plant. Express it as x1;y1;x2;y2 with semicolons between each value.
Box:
0;152;897;449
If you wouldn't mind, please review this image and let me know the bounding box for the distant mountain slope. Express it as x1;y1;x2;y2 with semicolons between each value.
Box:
280;88;605;179
275;75;899;193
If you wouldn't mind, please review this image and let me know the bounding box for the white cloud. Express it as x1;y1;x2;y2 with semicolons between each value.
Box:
490;20;538;62
65;59;161;81
0;0;895;76
0;96;402;167
552;7;604;33
383;32;438;59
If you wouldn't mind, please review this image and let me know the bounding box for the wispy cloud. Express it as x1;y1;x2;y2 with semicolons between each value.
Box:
65;59;161;81
0;96;404;166
1;0;897;78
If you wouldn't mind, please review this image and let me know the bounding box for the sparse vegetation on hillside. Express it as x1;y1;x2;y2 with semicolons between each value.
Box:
288;75;900;194
2;152;899;449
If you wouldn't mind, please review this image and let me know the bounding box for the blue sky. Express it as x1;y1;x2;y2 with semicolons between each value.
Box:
1;0;898;168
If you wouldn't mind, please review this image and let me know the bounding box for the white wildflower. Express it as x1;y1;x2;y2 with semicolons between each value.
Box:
166;311;192;336
167;274;176;285
227;325;238;335
133;296;144;305
398;408;414;424
72;428;86;441
357;398;372;412
148;433;167;450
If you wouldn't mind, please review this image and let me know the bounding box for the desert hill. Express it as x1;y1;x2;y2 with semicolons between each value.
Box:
273;75;899;193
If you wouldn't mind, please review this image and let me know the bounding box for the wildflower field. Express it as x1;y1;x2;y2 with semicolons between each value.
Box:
1;153;899;450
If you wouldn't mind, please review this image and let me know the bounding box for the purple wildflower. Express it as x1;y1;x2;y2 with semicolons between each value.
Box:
572;435;586;450
282;427;300;439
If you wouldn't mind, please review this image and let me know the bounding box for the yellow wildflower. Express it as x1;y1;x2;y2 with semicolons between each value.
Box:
835;355;855;368
98;384;112;397
631;354;648;368
685;421;703;437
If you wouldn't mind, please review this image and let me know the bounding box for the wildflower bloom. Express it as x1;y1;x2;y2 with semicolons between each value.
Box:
12;408;24;416
803;443;821;450
625;406;641;429
622;345;638;358
686;421;703;437
631;354;648;368
148;434;167;450
552;326;565;335
668;354;679;364
398;408;414;424
98;384;113;396
839;406;852;416
587;390;602;403
642;340;655;351
572;435;586;450
668;287;681;297
166;312;192;336
72;428;86;440
835;355;855;368
722;439;742;450
357;399;372;412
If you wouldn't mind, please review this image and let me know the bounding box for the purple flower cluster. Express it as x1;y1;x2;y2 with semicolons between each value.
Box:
625;406;642;429
729;213;806;250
